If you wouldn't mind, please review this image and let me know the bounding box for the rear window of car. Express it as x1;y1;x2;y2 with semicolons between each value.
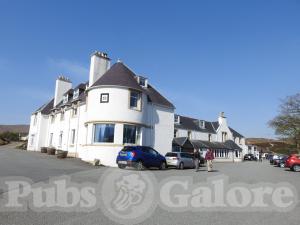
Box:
181;153;193;158
122;146;135;152
166;153;177;157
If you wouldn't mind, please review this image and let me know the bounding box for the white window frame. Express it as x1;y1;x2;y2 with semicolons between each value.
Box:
71;129;76;145
58;131;63;147
49;133;53;146
73;89;79;99
129;90;142;111
174;115;180;124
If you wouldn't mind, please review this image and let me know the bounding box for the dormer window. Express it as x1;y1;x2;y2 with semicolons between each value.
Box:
199;120;205;129
73;89;79;99
63;95;68;104
137;76;148;88
174;115;180;124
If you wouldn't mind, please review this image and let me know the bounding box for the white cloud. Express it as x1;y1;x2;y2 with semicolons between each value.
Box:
47;58;89;81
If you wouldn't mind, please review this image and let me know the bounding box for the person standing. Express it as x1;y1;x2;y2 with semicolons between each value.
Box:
193;149;200;172
205;148;214;172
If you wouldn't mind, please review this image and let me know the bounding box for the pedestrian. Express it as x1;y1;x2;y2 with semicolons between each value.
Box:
193;149;200;172
205;148;214;172
259;150;263;162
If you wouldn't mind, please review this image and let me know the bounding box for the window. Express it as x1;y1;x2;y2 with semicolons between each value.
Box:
51;115;55;123
93;124;115;143
174;129;178;138
49;133;53;146
174;115;180;124
71;129;76;145
208;134;212;142
60;112;65;121
129;91;141;110
73;89;79;99
222;132;227;142
123;125;141;144
63;95;68;104
59;132;63;146
188;131;192;139
199;120;205;129
137;76;147;87
72;107;78;117
100;93;109;103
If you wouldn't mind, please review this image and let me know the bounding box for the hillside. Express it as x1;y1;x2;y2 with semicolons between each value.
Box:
246;138;298;155
0;125;29;134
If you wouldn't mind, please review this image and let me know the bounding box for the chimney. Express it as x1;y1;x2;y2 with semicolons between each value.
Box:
218;112;228;126
54;76;72;107
88;51;111;87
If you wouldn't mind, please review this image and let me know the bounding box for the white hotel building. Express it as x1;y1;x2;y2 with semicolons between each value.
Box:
28;51;248;166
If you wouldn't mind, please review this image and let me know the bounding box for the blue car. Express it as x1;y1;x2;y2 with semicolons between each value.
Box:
116;146;167;170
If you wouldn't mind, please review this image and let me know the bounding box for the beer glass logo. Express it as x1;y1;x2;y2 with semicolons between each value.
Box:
112;174;146;212
99;169;157;225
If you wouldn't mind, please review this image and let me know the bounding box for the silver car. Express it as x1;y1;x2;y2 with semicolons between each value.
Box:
165;152;195;169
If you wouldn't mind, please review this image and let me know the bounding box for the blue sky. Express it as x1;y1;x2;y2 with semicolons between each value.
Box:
0;0;300;138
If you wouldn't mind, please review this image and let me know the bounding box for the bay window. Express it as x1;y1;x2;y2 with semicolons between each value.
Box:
123;125;141;144
93;124;115;143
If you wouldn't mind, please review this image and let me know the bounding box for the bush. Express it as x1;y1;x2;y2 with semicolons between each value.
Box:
0;132;19;142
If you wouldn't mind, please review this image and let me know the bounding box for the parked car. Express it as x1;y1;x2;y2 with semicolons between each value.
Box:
273;155;287;166
265;154;273;160
244;154;257;161
269;154;279;164
285;154;300;172
165;152;195;169
277;156;288;168
116;146;167;170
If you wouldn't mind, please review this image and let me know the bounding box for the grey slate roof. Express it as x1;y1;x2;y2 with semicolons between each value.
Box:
92;62;174;109
33;99;54;115
174;115;216;133
92;62;144;91
190;140;230;149
229;127;244;138
173;137;194;149
224;140;242;150
211;121;244;138
34;62;174;114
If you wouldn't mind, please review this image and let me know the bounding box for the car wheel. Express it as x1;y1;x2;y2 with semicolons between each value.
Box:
280;163;285;168
293;165;300;172
136;161;145;171
159;161;167;170
178;162;184;170
118;164;126;169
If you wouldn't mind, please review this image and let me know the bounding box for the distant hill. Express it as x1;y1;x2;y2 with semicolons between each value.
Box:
246;138;298;155
0;125;29;134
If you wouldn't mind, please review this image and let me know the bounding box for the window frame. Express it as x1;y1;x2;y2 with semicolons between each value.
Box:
71;129;76;145
100;93;109;103
93;123;115;143
129;90;142;111
123;124;141;145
